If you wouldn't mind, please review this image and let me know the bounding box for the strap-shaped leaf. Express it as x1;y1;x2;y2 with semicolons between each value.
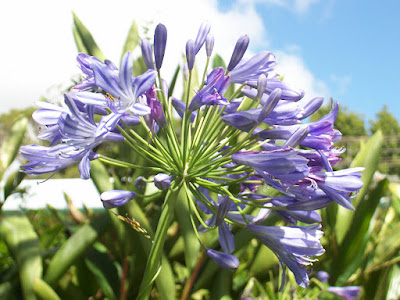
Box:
72;12;105;60
90;160;113;194
331;178;388;285
33;278;61;300
72;27;88;54
335;130;383;244
0;116;28;178
0;212;43;300
44;213;110;285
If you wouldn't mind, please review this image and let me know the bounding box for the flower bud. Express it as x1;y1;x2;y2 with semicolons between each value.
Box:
215;195;232;226
206;249;239;271
135;176;146;190
101;190;136;209
194;21;211;54
154;173;172;190
227;35;249;71
283;125;309;148
140;39;154;70
186;39;195;71
258;88;282;122
205;34;214;57
154;23;167;69
256;74;268;99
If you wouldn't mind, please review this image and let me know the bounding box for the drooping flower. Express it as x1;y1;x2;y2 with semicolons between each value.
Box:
101;190;136;209
247;224;324;288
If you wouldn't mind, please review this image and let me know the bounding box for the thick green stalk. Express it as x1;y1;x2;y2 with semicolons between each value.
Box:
136;180;183;300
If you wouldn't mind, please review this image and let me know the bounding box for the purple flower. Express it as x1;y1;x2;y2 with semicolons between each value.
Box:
227;35;250;71
154;173;172;190
197;193;236;254
206;249;239;271
20;144;96;179
327;286;361;300
257;88;282;122
101;190;136;209
315;167;364;210
91;51;157;111
194;22;211;54
186;39;195;70
144;87;167;129
154;23;167;69
205;34;214;57
229;52;276;84
74;53;104;90
247;224;324;288
134;177;147;190
172;98;197;122
232;149;309;183
141;39;154;70
188;67;230;111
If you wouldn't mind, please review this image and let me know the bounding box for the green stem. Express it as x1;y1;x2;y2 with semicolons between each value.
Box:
136;180;183;300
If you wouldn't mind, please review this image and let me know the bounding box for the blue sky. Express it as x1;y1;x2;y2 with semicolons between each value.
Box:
1;0;398;130
218;0;400;127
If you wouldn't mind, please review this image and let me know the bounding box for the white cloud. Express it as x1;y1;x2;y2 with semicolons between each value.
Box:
0;0;326;115
238;0;319;14
274;50;330;101
294;0;320;14
0;0;266;114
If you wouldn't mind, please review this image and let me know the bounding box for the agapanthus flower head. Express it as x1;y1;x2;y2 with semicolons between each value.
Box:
21;21;363;293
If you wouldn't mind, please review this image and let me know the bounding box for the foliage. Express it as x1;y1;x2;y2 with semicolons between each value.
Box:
370;105;400;174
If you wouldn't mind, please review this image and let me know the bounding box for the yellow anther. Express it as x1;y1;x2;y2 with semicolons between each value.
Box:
105;93;115;102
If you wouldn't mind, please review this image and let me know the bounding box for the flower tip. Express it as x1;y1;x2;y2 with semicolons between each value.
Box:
141;39;154;70
186;39;195;71
101;190;136;209
205;34;214;57
206;249;239;271
154;173;172;190
154;23;167;69
227;34;250;71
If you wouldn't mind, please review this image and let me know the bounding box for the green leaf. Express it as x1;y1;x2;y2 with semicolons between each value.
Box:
84;247;119;300
331;178;388;285
175;192;200;270
72;12;105;60
210;270;232;300
335;130;383;244
121;20;140;59
0;116;28;177
0;280;20;300
2;169;25;202
0;212;43;300
386;263;400;300
212;54;226;69
33;278;61;300
249;245;278;277
44;213;110;285
168;64;181;98
371;220;400;268
75;257;99;297
90;160;113;194
39;224;64;250
72;27;88;54
132;56;148;77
